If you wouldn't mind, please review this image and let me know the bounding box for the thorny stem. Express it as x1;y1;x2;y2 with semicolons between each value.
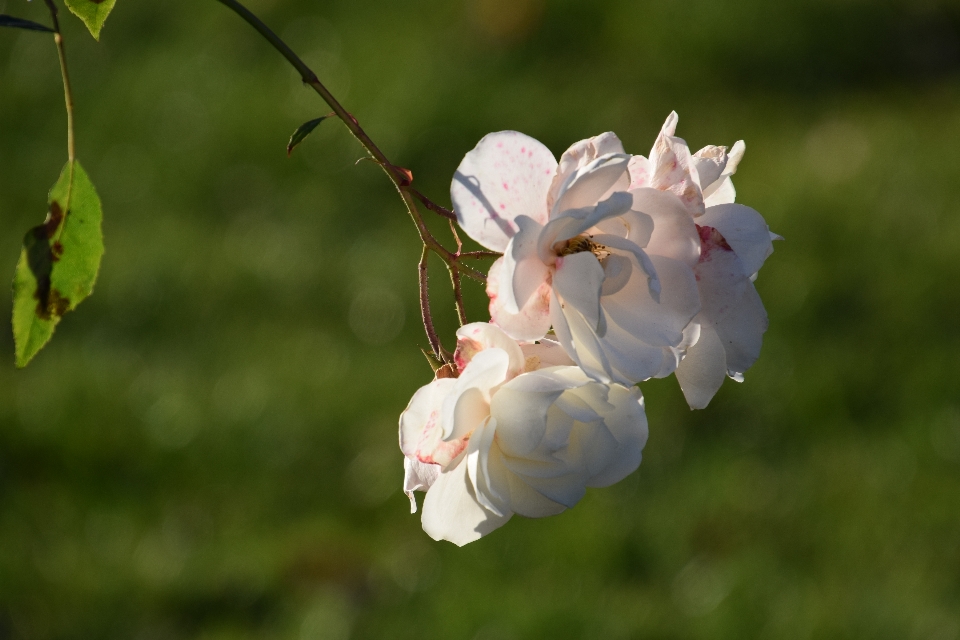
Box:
43;0;75;223
418;247;444;360
215;0;498;358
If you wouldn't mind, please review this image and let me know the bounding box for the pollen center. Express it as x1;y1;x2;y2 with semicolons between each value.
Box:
556;235;610;260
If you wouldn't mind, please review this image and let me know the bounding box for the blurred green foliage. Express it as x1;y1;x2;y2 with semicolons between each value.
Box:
1;0;959;637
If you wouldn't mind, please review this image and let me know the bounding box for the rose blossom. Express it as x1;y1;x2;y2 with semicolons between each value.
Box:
399;323;648;546
451;130;702;385
626;112;780;408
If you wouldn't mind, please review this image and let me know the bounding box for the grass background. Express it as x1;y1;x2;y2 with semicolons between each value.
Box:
1;0;959;637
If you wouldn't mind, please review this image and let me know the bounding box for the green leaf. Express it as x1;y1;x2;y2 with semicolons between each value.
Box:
287;115;332;156
64;0;116;40
0;15;55;33
12;161;104;367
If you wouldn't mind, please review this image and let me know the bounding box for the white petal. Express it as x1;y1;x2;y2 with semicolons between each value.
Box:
584;384;648;486
554;251;605;332
421;456;512;546
698;204;776;276
715;279;767;377
487;257;552;342
703;140;745;206
551;288;613;384
631;188;701;267
452;131;557;252
403;457;440;513
590;234;660;301
548;132;626;211
675;324;727;410
466;417;510;517
485;445;568;518
692;145;728;191
590;315;677;384
551;154;631;216
519;339;576;371
505;216;551;313
602;254;700;349
490;380;568;459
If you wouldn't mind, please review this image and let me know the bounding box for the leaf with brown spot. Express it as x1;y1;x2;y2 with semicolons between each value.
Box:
12;161;104;367
64;0;116;40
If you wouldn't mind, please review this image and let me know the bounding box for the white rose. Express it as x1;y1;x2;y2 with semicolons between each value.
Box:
452;130;702;385
399;323;648;546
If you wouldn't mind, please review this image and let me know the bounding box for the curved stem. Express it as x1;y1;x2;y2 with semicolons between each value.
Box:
42;0;74;164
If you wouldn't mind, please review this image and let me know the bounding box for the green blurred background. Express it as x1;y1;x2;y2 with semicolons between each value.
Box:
1;0;959;637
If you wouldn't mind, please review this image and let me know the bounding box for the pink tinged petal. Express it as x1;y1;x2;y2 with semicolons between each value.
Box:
553;251;606;333
399;378;457;460
675;324;727;410
648;112;705;217
548;132;627;210
627;155;652;190
454;322;525;377
451;131;558;252
551;154;632;216
551;288;613;384
602;254;700;349
440;348;509;441
695;226;768;377
421;454;512;546
404;457;440;513
698;204;776;276
487;257;552;342
631;188;701;267
504;216;550;313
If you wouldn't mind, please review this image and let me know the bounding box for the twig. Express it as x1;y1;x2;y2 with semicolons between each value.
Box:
448;219;463;254
411;188;456;220
459;250;502;260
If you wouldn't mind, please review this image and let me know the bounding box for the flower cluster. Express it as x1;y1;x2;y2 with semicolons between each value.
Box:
400;113;779;545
